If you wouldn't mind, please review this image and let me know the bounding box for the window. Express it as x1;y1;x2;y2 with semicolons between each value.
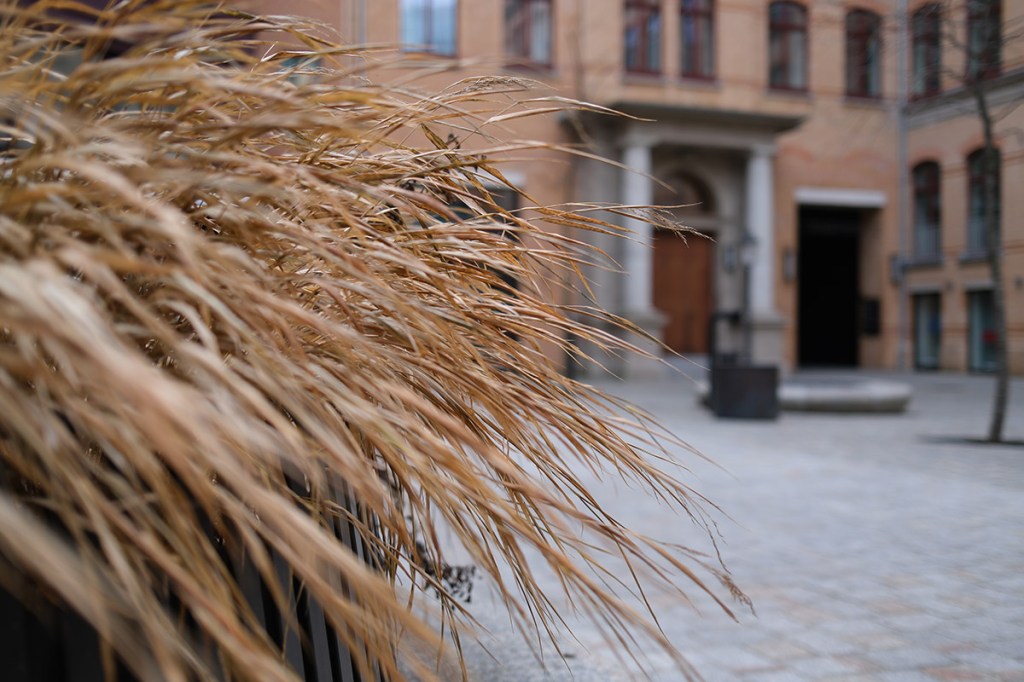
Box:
451;186;523;339
281;56;322;86
769;2;807;91
966;148;1000;255
967;290;996;372
967;0;1001;81
505;0;553;67
680;0;714;79
401;0;457;55
913;293;941;369
486;187;522;298
625;0;662;74
912;162;941;261
845;9;881;97
911;4;941;98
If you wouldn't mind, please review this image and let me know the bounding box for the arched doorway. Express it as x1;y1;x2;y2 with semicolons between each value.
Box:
652;172;716;355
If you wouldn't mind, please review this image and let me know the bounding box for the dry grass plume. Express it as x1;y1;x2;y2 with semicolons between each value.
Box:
0;1;745;680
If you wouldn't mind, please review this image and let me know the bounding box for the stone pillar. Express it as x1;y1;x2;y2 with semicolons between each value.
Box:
746;146;774;316
621;142;654;314
616;140;665;378
745;145;786;368
571;135;624;378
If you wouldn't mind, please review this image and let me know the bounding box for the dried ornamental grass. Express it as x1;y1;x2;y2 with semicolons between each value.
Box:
0;1;747;680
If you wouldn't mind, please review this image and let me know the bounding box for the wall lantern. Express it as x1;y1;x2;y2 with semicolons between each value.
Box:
739;233;758;269
782;248;796;282
889;254;905;285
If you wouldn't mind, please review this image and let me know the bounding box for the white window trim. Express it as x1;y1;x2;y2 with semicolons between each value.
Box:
794;186;886;208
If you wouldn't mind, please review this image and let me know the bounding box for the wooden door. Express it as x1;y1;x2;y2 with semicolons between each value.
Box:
652;230;714;354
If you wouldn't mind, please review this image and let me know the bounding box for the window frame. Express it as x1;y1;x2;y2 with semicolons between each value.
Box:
680;0;715;80
401;0;459;56
911;161;942;262
504;0;554;69
845;9;882;98
624;0;663;75
967;289;997;372
966;0;1001;82
911;4;941;99
912;292;942;370
966;147;1001;256
768;1;808;92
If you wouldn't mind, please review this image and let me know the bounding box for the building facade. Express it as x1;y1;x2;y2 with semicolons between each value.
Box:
257;0;1023;376
904;1;1024;375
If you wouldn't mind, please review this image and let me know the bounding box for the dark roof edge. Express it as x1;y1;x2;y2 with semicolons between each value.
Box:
583;101;806;135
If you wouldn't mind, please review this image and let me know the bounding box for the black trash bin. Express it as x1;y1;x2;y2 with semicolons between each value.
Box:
709;364;779;419
706;311;779;420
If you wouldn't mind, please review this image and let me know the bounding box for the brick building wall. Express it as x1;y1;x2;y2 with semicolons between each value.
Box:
255;0;1022;375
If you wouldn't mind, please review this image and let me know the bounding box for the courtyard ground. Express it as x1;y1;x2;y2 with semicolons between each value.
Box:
436;369;1024;681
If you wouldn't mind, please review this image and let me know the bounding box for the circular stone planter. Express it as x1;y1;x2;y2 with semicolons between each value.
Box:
779;379;912;413
697;377;912;414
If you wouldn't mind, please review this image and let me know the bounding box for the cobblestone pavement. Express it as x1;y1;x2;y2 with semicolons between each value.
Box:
415;370;1024;681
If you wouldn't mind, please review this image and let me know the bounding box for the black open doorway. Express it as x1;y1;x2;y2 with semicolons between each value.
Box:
798;207;861;367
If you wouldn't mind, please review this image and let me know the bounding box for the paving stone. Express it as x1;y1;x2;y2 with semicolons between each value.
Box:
751;640;815;662
850;632;913;651
922;666;989;681
880;612;952;632
789;630;862;656
980;638;1024;660
869;672;944;682
950;650;1024;674
787;655;867;676
863;647;954;670
698;646;775;671
996;673;1024;682
919;600;982;619
943;616;1024;640
733;672;811;682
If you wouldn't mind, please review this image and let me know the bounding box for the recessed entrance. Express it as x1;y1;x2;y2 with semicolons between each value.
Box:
798;207;861;367
653;230;714;354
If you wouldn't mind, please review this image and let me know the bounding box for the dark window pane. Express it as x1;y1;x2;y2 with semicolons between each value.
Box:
967;149;1001;254
912;162;941;259
505;0;552;65
846;10;881;97
968;290;996;371
625;0;661;73
681;0;714;78
768;2;807;90
967;0;1001;80
913;293;941;369
912;4;941;97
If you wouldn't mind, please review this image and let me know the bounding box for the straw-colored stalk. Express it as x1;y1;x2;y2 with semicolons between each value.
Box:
0;1;746;680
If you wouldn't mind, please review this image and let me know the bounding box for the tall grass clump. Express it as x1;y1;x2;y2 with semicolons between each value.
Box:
0;1;745;679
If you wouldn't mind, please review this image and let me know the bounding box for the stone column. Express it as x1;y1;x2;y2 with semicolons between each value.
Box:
745;145;786;367
572;135;622;378
746;145;774;316
616;140;665;378
621;142;654;314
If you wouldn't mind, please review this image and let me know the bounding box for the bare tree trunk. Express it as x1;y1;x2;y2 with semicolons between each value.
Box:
971;84;1009;443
